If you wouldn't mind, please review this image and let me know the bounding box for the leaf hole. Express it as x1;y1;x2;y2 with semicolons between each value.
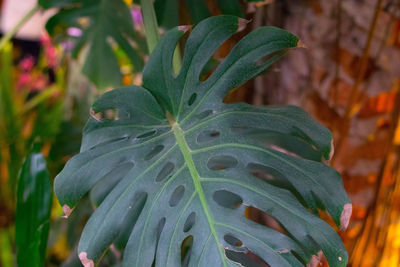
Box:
246;163;290;188
188;93;197;106
195;109;213;120
144;145;164;161
151;217;166;265
183;212;196;233
245;206;285;234
169;185;185;207
137;130;157;139
267;144;299;158
213;190;242;209
181;235;193;265
197;130;220;143
207;155;238;170
103;109;119;120
157;217;166;239
246;163;276;181
224;234;243;247
199;56;220;82
225;249;270;267
91;108;120;121
156;162;175;182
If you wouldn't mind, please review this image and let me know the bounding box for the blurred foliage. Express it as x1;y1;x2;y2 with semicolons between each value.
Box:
15;143;52;267
39;0;146;89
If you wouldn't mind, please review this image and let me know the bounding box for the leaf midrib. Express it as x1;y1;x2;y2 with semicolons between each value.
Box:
172;122;227;267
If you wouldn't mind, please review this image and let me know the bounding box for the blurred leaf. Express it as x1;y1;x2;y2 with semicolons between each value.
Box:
184;0;211;24
0;229;14;267
155;0;254;29
154;0;179;29
39;0;145;89
15;143;53;267
215;0;243;17
30;96;64;145
0;42;22;194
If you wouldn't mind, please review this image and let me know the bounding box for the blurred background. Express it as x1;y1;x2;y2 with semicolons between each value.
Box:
0;0;399;266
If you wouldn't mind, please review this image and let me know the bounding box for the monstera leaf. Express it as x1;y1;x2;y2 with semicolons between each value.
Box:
55;16;351;267
39;0;145;89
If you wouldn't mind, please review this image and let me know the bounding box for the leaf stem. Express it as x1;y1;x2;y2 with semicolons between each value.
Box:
171;122;228;266
0;4;40;50
140;0;160;53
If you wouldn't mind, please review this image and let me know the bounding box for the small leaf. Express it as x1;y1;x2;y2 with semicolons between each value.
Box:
55;15;351;267
15;143;53;267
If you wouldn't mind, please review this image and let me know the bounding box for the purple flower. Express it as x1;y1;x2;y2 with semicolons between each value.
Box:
67;27;83;37
131;5;143;25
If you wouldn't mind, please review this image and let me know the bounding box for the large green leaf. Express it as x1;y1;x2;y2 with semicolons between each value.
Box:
55;16;351;267
15;143;53;267
39;0;145;89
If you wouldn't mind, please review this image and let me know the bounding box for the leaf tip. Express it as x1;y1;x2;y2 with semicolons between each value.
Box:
178;25;192;33
328;139;335;160
62;204;73;218
90;108;101;122
340;203;352;231
297;40;308;49
307;251;323;267
237;18;250;32
79;252;94;267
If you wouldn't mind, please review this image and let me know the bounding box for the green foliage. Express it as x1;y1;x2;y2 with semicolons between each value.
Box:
0;230;14;267
15;143;53;267
155;0;267;29
55;16;350;266
39;0;146;89
0;43;22;193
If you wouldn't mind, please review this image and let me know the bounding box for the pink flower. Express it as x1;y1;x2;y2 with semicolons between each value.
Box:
41;33;59;69
19;56;35;71
17;73;31;88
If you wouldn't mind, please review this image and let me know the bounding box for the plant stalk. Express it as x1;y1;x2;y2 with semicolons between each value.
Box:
140;0;181;73
140;0;160;54
0;4;40;50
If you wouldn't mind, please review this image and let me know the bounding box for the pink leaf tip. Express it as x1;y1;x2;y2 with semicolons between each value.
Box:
90;108;101;122
79;252;94;267
237;18;250;32
329;139;335;160
178;25;191;33
340;203;352;231
62;204;73;218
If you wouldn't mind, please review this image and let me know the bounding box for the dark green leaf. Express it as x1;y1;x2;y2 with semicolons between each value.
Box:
154;0;179;29
215;0;244;17
184;0;211;24
15;143;53;267
55;16;351;267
